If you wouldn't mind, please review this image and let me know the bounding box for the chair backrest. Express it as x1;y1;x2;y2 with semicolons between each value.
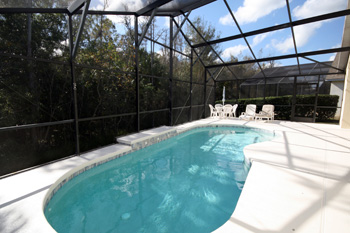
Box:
262;104;274;115
215;104;223;108
246;104;256;116
216;106;223;112
209;104;214;111
223;105;232;113
224;104;232;108
232;104;238;113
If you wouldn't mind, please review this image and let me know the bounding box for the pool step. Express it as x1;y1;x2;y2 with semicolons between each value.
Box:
116;126;177;150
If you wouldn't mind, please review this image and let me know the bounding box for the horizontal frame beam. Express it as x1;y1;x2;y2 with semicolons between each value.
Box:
171;104;206;111
0;8;139;15
0;119;74;133
193;9;350;48
77;112;137;122
237;71;344;84
140;73;205;85
0;51;69;65
206;47;350;69
0;51;137;76
140;108;169;114
173;106;191;110
75;63;135;75
191;104;205;108
0;8;69;14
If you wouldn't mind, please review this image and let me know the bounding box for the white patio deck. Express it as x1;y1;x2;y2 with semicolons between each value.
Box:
0;118;349;233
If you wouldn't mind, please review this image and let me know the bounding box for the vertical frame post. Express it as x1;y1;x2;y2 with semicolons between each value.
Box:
214;80;216;105
203;68;207;118
189;48;193;121
236;79;239;103
135;16;140;132
27;0;33;90
68;15;80;155
291;76;297;120
263;78;267;101
169;17;173;126
313;75;321;122
26;0;32;76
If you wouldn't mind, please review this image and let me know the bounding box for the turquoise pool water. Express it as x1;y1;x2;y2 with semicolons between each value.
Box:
45;127;274;233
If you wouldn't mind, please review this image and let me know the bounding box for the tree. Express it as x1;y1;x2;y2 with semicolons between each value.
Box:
186;17;221;83
0;11;74;176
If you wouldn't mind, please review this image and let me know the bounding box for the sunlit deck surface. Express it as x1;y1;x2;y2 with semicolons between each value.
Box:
0;118;349;233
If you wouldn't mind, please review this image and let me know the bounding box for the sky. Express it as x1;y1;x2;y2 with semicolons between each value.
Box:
89;0;348;66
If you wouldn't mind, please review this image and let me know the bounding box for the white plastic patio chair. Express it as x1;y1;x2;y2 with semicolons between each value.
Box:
239;104;257;121
223;104;233;118
215;104;224;118
255;104;275;122
209;104;218;117
232;104;238;118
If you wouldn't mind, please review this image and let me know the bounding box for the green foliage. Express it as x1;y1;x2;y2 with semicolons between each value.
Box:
186;16;221;83
0;13;226;175
0;13;70;128
217;95;339;121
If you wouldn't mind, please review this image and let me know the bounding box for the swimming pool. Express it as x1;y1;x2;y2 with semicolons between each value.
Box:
44;126;274;233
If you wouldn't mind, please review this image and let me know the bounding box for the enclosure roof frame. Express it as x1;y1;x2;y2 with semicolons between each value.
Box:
1;0;350;81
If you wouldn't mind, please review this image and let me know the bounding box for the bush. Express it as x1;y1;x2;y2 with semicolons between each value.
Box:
216;94;339;121
316;95;339;121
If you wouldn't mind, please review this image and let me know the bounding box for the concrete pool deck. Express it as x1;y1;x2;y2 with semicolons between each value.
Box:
0;119;349;233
